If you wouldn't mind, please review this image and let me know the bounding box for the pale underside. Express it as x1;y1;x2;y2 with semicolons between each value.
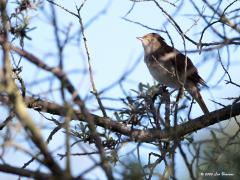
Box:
145;54;185;88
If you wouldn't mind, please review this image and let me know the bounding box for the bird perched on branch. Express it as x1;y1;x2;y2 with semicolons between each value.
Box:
137;33;209;114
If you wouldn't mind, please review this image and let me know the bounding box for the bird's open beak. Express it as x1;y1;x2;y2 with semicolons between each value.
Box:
136;37;143;41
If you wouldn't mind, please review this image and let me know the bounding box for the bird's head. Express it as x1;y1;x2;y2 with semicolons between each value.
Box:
137;33;165;54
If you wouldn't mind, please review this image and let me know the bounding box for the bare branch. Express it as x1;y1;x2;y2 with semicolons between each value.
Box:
0;164;52;179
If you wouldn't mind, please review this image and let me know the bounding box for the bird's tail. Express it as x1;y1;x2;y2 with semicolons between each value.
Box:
186;83;209;115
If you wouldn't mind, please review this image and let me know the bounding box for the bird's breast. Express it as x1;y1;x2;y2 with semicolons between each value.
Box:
145;57;180;88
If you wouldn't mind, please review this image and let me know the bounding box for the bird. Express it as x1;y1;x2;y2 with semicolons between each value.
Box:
137;33;209;114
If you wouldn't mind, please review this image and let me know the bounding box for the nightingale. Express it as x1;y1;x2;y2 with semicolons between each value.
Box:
137;33;209;114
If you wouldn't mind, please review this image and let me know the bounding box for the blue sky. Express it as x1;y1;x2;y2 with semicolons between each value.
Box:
20;0;240;114
1;0;240;179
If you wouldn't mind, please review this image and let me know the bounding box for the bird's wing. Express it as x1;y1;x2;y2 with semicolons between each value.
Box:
171;49;207;87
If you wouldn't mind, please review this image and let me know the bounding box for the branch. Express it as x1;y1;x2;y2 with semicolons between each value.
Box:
1;95;239;142
0;2;63;177
0;5;112;177
0;35;113;179
0;164;52;180
75;2;113;179
76;3;107;117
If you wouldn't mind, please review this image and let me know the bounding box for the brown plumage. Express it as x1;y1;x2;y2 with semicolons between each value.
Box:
137;33;209;114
